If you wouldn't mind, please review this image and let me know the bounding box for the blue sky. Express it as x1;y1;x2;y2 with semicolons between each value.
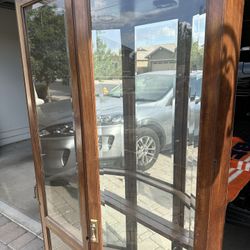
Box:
135;19;178;48
192;13;206;46
92;13;206;51
92;30;121;51
32;0;206;51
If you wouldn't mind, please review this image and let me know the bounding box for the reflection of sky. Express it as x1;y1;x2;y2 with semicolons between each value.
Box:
91;0;179;20
92;14;206;51
92;30;121;52
55;0;65;8
135;19;178;48
192;13;206;46
92;13;206;52
92;19;179;52
32;0;65;12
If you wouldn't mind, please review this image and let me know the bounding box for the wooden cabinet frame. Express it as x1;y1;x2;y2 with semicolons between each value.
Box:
15;0;244;249
16;0;101;249
194;0;244;249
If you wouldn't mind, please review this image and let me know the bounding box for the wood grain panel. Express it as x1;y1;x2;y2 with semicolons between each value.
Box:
194;0;244;249
64;1;88;248
72;0;103;249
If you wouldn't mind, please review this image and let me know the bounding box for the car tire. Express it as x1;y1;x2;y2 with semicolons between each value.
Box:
136;127;160;171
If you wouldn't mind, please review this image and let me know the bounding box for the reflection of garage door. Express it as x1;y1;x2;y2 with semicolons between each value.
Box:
152;62;168;71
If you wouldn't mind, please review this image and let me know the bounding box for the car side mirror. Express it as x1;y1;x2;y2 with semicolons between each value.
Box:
190;95;195;102
195;96;201;104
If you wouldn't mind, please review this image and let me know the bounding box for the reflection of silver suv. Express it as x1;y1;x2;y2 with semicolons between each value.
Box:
38;71;202;178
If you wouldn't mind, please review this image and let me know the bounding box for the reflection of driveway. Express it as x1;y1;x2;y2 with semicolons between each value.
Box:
45;182;82;241
100;146;198;249
49;82;71;97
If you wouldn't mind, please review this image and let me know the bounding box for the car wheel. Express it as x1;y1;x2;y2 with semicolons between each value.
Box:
136;127;160;171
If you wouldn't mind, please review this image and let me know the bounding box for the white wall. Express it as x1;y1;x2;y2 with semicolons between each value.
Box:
0;8;30;146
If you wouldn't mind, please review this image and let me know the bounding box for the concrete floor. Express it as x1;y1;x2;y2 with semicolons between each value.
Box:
0;140;40;221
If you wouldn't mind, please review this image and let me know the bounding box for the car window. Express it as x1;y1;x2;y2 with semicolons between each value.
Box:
108;74;174;101
136;74;174;101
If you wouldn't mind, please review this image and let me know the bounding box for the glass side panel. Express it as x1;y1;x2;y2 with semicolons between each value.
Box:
24;0;82;242
91;0;206;248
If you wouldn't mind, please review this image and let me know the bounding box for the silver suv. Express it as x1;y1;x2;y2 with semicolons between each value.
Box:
38;71;202;178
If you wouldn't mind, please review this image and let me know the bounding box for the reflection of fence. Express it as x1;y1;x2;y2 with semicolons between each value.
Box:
100;168;194;249
100;168;193;208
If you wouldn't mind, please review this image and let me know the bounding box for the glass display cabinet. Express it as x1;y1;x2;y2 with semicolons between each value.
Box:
15;0;244;249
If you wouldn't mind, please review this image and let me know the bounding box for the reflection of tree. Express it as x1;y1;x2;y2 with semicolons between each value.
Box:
190;41;204;70
94;36;122;80
26;5;69;95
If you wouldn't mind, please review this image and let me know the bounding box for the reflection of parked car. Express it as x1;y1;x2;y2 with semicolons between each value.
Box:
38;71;202;179
97;71;202;170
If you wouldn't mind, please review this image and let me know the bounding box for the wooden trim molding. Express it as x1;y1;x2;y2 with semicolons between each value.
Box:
45;217;83;250
72;0;103;249
194;0;244;249
64;1;89;247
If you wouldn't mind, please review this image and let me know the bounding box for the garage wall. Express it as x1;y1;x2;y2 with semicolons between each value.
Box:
0;8;30;146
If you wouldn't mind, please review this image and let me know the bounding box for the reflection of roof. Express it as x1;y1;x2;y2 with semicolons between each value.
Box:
146;46;175;58
136;44;176;61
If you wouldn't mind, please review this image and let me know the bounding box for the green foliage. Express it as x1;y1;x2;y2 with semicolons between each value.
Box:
35;83;48;100
26;5;69;86
190;41;204;70
93;36;122;80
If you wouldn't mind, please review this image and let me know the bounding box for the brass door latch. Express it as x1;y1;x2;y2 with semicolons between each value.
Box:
90;219;98;243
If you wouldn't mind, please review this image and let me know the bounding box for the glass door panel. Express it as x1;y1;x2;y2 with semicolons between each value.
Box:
90;0;207;248
24;0;83;242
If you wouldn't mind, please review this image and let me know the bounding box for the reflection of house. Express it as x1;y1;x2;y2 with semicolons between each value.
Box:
136;44;176;73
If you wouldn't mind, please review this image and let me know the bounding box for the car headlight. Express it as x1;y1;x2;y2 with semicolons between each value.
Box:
40;122;74;137
97;114;123;125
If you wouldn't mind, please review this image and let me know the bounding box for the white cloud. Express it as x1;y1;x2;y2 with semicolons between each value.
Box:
161;26;177;37
135;19;178;47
